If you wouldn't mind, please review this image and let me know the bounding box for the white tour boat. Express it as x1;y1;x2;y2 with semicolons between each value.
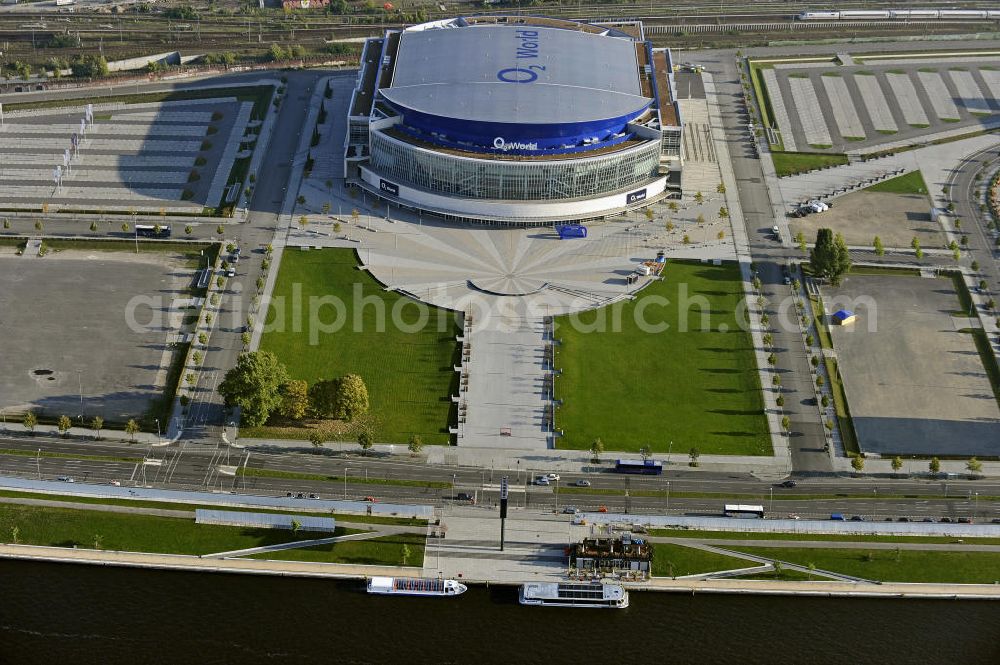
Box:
518;582;629;609
366;576;467;597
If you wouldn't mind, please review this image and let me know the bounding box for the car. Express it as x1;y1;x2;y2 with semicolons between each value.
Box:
226;268;236;278
109;480;121;487
939;517;952;523
231;247;241;256
921;518;934;523
545;473;561;482
57;476;74;482
574;479;592;487
456;492;474;502
771;225;780;236
849;515;865;521
780;480;797;488
897;517;910;522
286;492;293;497
309;493;318;499
830;513;845;521
561;506;578;514
991;519;1000;524
296;492;305;499
229;253;240;264
363;495;378;503
535;477;550;486
597;505;609;513
957;517;973;524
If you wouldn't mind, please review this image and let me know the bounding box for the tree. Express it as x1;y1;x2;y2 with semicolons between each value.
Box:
694;191;704;204
308;379;341;418
290;519;302;535
718;206;729;219
775;395;785;407
22;412;37;433
688;447;700;467
890;456;903;474
125;419;140;443
299;215;309;229
308;431;324;448
401;543;412;566
873;236;884;256
279;379;309;420
407;434;423;455
696;213;705;225
795;231;807;253
967;457;983;474
929;457;941;474
809;228;851;285
70;54;108;78
336;374;369;422
185;224;193;235
90;415;104;440
217;351;290;427
851;455;865;473
269;43;288;62
358;428;374;455
781;415;790;432
772;560;783;578
639;445;652;461
590;438;604;462
58;415;72;438
716;182;726;194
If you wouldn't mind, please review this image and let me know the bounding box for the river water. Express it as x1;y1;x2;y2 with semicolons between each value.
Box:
1;560;998;665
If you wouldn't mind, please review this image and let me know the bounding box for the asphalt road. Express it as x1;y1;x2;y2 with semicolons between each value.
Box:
1;434;997;521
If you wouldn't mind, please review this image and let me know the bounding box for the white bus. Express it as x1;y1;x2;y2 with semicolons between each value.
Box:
724;504;765;519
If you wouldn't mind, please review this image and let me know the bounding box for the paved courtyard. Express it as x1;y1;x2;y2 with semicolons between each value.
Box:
0;245;197;422
822;274;1000;457
0;95;255;213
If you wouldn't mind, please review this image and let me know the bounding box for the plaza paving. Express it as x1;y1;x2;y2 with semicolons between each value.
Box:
0;96;253;213
762;54;1000;153
0;245;197;422
821;274;1000;457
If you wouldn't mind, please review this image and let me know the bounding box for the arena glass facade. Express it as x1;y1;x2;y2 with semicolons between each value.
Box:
345;17;683;225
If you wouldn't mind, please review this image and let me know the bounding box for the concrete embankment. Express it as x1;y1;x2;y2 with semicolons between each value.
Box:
2;544;999;600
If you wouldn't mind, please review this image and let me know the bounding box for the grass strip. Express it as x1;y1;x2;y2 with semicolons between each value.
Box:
0;502;360;556
238;466;450;489
0;490;427;525
0;448;141;464
729;546;1000;584
245;531;426;566
651;543;751;578
864;171;928;194
771;151;849;177
648;528;1000;545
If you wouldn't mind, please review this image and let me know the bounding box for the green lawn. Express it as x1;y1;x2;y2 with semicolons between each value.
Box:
554;261;770;455
0;503;350;555
0;489;427;526
649;529;1000;545
730;546;1000;584
771;151;849;178
258;249;459;444
651;543;752;577
246;531;426;566
864;171;928;194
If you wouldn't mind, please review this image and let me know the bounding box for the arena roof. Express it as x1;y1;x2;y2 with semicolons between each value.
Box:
383;24;650;126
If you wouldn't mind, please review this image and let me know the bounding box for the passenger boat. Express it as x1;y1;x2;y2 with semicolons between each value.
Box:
518;582;629;609
366;576;467;597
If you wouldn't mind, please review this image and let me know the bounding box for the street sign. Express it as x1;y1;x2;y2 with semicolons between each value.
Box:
500;476;509;500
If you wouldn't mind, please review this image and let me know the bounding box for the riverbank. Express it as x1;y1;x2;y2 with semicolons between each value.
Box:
2;544;998;600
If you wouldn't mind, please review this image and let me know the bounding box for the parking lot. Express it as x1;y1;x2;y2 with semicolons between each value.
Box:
763;55;1000;153
0;95;252;213
0;244;197;422
789;189;943;248
822;273;1000;457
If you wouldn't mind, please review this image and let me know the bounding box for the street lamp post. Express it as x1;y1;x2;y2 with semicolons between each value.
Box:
36;448;41;480
769;487;774;516
155;418;161;445
666;481;670;514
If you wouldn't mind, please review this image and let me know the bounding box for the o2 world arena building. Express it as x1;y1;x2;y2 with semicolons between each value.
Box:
345;16;683;225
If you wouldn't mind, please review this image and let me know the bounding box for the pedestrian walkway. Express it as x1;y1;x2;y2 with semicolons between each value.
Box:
203;529;387;559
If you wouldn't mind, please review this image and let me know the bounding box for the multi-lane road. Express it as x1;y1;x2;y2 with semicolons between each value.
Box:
2;434;997;521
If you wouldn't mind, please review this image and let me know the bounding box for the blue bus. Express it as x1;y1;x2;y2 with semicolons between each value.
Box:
614;459;663;475
556;224;587;239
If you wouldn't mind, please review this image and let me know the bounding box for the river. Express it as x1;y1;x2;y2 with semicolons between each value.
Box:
1;560;998;664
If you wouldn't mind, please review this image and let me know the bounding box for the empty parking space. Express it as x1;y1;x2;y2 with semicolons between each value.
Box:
948;69;991;115
0;246;199;422
853;74;898;133
822;75;866;140
885;73;931;126
823;274;1000;457
917;71;962;121
787;76;832;146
